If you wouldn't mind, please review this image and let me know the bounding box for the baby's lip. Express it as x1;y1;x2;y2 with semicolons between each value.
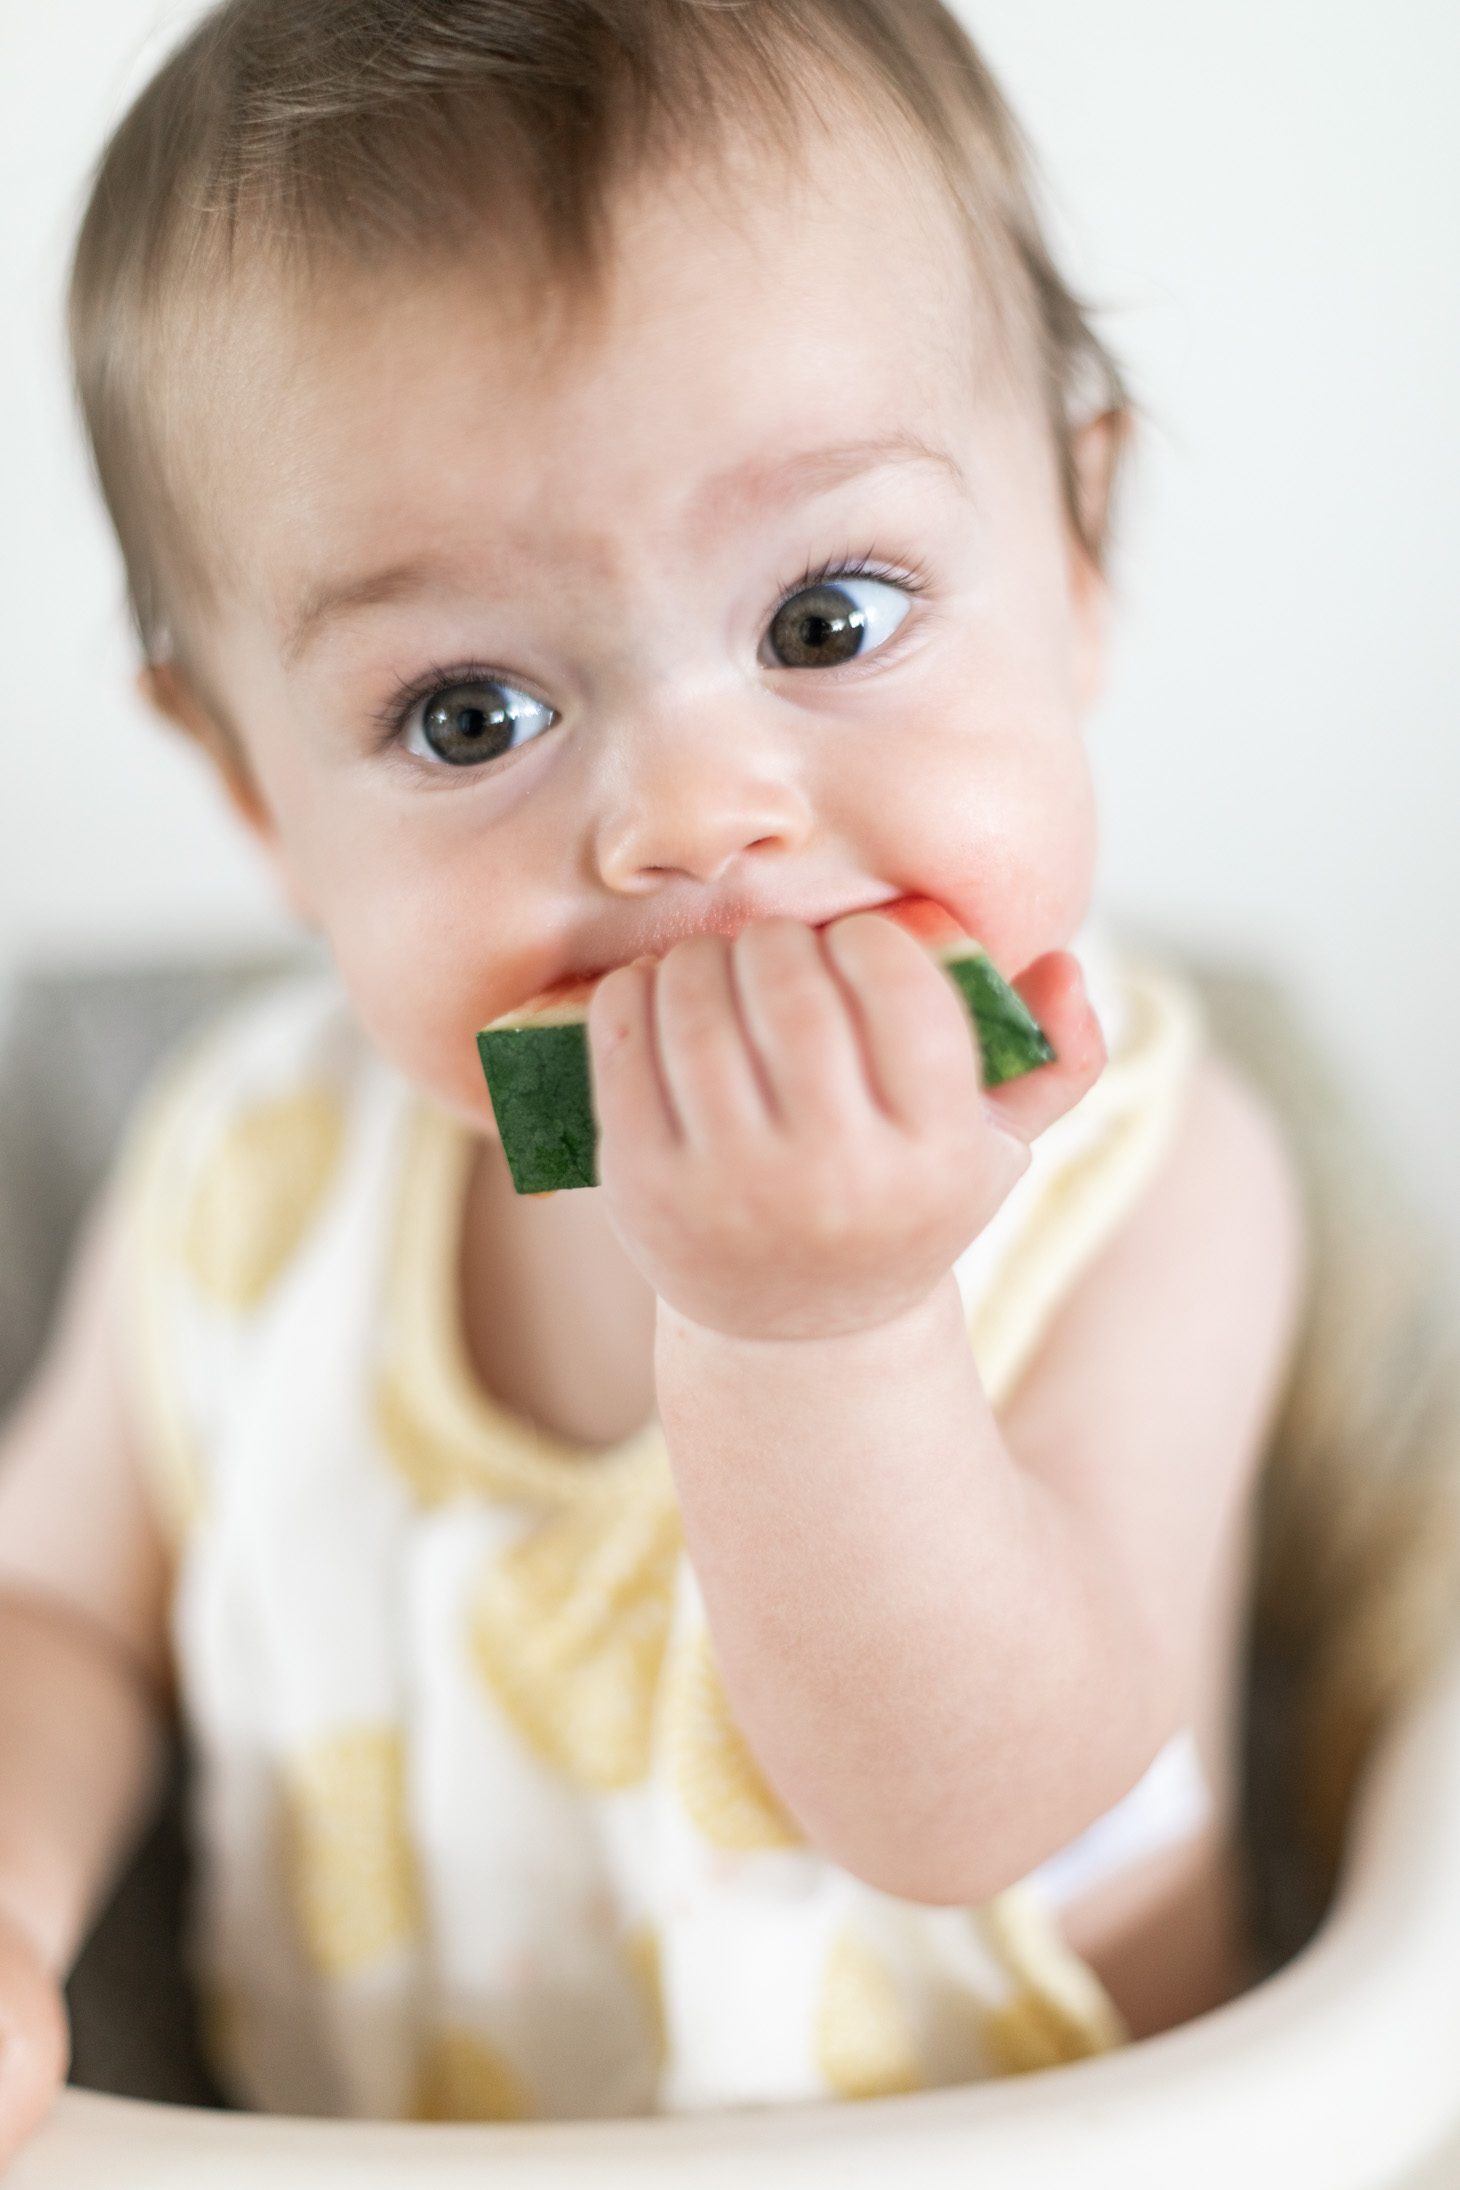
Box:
572;895;905;983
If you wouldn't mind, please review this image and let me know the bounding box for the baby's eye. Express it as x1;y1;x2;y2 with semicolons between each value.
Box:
763;573;913;671
403;677;556;768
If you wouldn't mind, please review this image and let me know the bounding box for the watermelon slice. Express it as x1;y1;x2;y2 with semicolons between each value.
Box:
476;896;1055;1194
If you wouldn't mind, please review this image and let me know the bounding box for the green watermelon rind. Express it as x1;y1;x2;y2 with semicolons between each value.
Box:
478;935;1054;1194
476;1022;597;1195
942;952;1056;1089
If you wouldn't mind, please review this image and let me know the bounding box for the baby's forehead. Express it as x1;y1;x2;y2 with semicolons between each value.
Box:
182;119;1030;625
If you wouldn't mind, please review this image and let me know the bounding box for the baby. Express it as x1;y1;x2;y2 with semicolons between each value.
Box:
0;0;1308;2145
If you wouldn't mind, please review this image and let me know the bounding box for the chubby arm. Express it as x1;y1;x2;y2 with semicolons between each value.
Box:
0;1169;176;2160
0;1173;176;1974
655;1051;1306;1902
655;1272;1159;1902
590;912;1307;1904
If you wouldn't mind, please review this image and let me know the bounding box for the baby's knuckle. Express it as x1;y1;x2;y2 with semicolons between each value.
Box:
769;974;840;1040
668;1019;728;1077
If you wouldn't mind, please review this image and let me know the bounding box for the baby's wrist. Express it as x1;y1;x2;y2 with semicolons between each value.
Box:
653;1267;962;1358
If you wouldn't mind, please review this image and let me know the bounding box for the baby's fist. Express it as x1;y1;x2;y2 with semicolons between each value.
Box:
586;911;1104;1341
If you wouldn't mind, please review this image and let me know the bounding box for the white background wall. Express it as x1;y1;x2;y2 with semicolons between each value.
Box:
3;2;1458;1282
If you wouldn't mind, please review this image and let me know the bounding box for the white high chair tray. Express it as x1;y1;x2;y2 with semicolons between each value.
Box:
14;1635;1460;2190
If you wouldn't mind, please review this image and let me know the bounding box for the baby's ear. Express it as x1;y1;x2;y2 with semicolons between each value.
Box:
137;656;231;756
1070;407;1126;556
133;661;318;930
1065;409;1125;715
135;658;265;826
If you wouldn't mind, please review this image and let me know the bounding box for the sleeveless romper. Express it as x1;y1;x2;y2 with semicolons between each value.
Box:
109;922;1212;2120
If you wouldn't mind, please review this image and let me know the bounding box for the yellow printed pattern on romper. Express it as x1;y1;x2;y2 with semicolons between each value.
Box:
466;1488;682;1790
813;1929;923;2100
975;1884;1129;2072
625;1921;668;2081
980;1991;1089;2077
373;1361;499;1509
664;1626;802;1851
280;1725;423;1976
181;1085;347;1308
409;2025;534;2122
111;1030;226;1555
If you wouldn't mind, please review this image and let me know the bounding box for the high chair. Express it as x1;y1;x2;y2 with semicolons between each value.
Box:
1;944;1457;2189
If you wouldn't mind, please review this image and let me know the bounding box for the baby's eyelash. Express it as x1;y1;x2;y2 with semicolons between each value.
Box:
368;657;507;749
368;552;934;751
769;549;933;608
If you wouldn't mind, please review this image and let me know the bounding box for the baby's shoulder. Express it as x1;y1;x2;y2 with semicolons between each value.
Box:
116;961;373;1181
1091;1032;1309;1376
1177;1044;1309;1289
146;959;365;1103
1002;1019;1309;1553
111;959;397;1314
1085;935;1308;1317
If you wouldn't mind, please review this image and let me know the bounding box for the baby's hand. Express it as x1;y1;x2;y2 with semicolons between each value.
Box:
0;1902;69;2170
587;911;1105;1341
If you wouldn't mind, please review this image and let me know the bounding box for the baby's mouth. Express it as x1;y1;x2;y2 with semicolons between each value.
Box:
572;893;907;985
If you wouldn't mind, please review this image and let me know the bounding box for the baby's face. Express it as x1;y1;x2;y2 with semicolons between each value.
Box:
164;114;1107;1135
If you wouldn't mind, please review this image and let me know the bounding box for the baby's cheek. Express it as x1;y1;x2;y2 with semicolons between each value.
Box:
323;916;503;1132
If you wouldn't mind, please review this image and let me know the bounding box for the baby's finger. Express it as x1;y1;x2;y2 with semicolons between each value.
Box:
981;953;1106;1146
587;961;683;1156
652;934;777;1144
730;918;871;1130
821;910;982;1131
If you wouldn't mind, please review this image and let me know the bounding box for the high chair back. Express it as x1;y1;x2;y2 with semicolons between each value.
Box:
1185;949;1460;1978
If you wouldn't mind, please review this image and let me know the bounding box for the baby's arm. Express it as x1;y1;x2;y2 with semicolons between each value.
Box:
656;1056;1304;1902
0;1174;176;2155
591;914;1306;1905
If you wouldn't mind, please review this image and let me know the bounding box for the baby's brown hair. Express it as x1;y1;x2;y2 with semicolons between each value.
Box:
66;0;1132;716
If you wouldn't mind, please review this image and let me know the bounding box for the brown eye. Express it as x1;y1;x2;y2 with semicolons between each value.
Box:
409;678;555;767
765;575;912;670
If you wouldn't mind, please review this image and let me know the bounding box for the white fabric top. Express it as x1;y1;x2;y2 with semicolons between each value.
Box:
111;918;1212;2120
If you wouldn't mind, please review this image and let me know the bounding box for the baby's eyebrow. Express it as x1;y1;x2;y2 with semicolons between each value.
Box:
282;558;456;669
687;432;968;544
280;431;967;667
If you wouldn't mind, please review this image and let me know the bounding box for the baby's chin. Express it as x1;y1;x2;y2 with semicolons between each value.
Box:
333;978;503;1137
367;1027;503;1141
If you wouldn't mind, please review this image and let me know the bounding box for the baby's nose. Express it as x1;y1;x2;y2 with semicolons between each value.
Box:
591;701;815;891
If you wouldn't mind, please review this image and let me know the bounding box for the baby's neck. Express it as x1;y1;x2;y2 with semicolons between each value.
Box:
457;1132;661;1453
